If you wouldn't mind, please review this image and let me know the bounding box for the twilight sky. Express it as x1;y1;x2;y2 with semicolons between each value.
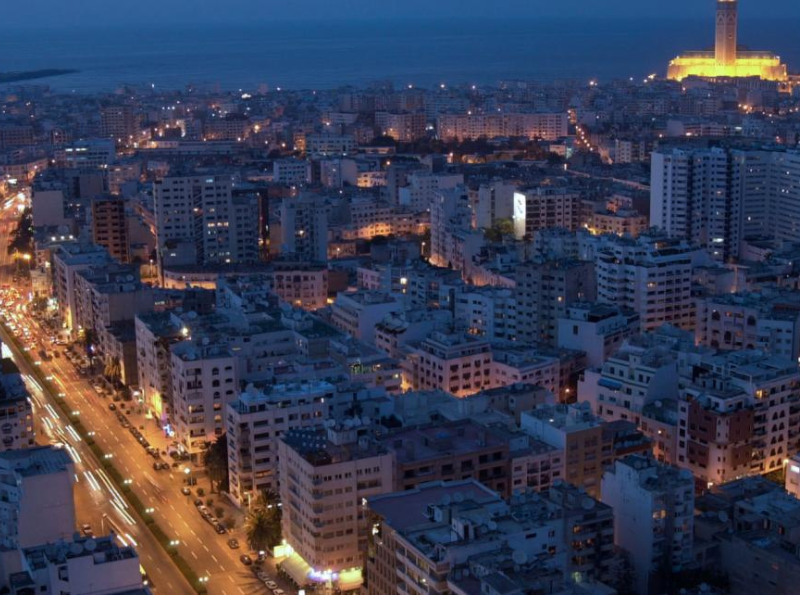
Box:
5;0;799;27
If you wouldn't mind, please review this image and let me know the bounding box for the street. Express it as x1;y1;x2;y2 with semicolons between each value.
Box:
0;192;289;595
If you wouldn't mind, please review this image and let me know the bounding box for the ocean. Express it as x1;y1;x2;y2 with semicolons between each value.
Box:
1;18;797;93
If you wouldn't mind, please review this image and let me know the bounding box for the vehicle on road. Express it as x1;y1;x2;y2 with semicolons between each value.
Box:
215;524;227;534
227;538;239;549
240;555;253;566
108;403;116;411
193;498;204;507
181;487;191;496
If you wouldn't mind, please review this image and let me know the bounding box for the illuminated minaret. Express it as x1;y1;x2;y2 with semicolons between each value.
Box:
715;0;738;67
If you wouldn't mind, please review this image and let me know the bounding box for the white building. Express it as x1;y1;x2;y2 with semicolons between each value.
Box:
226;381;337;506
557;302;640;368
601;456;695;593
651;146;800;260
330;291;402;345
7;536;144;595
0;446;75;549
170;340;239;457
278;425;393;591
0;359;34;451
595;234;703;332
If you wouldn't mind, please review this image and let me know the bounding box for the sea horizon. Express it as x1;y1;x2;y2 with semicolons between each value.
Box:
2;17;798;93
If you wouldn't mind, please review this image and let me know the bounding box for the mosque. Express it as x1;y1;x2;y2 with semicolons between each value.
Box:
667;0;787;82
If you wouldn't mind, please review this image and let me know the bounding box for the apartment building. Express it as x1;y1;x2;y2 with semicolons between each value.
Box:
278;425;393;592
226;381;336;506
601;456;695;593
170;339;238;457
404;331;493;398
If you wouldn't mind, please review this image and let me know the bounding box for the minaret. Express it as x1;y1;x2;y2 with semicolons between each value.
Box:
715;0;738;67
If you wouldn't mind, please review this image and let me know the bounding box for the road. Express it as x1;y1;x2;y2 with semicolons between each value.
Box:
0;193;289;595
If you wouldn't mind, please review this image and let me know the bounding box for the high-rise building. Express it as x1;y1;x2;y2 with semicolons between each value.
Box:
91;196;130;263
651;147;800;260
226;381;337;506
275;194;329;262
153;174;259;270
277;425;393;592
595;234;701;332
514;259;597;346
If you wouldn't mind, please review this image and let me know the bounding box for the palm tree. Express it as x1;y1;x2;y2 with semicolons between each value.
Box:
245;507;281;552
203;434;229;494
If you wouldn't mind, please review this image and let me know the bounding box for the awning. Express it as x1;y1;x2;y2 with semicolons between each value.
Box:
337;569;363;592
279;553;311;585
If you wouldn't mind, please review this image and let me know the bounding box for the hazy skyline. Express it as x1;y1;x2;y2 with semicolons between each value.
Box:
5;0;800;27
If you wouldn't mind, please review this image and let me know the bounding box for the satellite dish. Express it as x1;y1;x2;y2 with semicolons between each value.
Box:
441;494;451;506
84;539;97;552
453;492;464;503
581;498;595;510
352;417;362;427
488;521;498;531
512;550;528;565
718;511;728;523
69;543;83;556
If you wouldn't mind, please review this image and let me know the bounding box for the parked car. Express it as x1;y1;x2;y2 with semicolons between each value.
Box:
265;581;278;590
215;524;227;535
273;589;285;595
108;403;116;411
240;555;253;566
181;487;191;496
193;498;204;507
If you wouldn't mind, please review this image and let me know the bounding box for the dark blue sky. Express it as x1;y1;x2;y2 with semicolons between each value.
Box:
6;0;799;27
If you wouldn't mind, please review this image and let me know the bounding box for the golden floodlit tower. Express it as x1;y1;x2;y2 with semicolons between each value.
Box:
715;0;738;67
667;0;788;81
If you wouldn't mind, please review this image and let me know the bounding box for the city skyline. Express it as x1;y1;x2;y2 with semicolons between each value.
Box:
2;0;800;596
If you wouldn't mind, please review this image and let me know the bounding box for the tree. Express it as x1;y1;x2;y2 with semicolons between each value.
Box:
245;506;282;552
204;434;229;494
484;218;515;242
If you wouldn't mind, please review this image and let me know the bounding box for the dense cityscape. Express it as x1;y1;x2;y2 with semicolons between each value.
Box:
1;0;800;596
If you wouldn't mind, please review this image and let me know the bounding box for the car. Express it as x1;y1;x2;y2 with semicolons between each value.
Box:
257;572;270;582
227;538;239;549
215;524;226;534
193;498;204;507
255;553;266;564
240;555;253;566
93;385;104;394
181;487;191;496
148;448;160;458
108;403;116;411
273;589;285;595
80;523;93;537
152;462;163;471
265;581;278;590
